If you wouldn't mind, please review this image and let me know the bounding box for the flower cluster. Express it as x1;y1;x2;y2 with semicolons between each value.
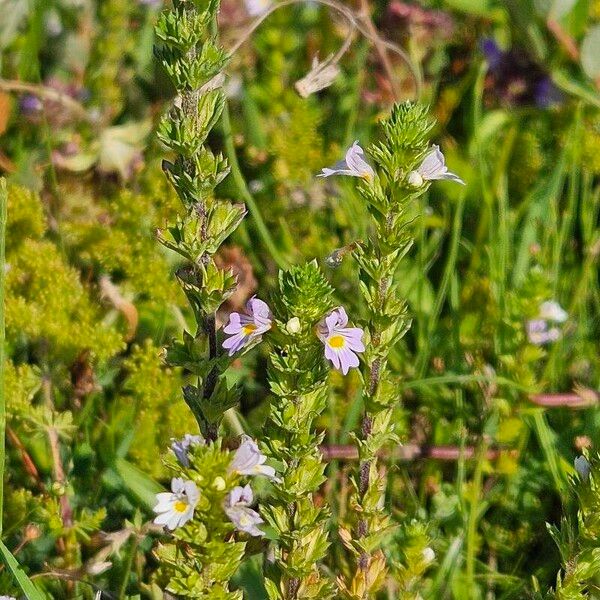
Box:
526;300;568;345
320;141;464;188
223;298;365;374
154;435;276;538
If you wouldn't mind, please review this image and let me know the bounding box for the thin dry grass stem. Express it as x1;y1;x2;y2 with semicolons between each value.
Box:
0;80;91;122
226;0;421;99
320;444;518;461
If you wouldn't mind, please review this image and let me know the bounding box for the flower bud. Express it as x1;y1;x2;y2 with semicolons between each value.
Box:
422;547;435;565
407;170;424;187
575;456;591;480
212;476;226;491
286;317;301;334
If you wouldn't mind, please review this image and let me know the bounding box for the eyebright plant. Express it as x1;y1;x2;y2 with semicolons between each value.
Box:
322;103;464;598
152;0;258;596
261;262;341;599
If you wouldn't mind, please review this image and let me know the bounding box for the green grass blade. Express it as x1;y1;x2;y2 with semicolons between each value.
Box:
0;178;6;537
0;540;45;600
115;458;162;511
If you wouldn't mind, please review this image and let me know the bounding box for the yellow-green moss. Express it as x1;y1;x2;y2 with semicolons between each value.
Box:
122;341;197;478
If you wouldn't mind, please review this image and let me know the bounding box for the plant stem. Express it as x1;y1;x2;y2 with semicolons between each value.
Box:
465;437;487;595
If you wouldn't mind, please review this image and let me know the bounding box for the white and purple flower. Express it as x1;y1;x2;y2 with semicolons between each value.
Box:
222;297;272;356
245;0;271;16
318;142;375;180
224;484;264;537
407;145;464;187
317;307;365;375
527;300;568;346
229;436;277;480
538;300;568;323
171;434;203;468
153;478;199;531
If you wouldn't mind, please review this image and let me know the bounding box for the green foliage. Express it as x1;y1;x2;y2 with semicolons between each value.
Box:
87;0;134;118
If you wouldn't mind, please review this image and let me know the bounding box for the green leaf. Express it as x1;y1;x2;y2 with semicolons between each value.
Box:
0;540;45;600
114;458;162;511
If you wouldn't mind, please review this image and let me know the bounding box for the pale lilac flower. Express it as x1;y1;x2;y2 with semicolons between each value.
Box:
224;484;264;537
539;300;568;323
407;145;465;187
229;435;277;480
222;297;272;356
574;456;591;480
153;478;199;530
171;434;203;468
245;0;272;16
318;142;375;180
526;319;561;345
317;307;365;375
527;300;568;345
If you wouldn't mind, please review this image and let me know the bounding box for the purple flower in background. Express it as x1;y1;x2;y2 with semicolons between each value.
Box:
222;297;272;356
526;319;560;345
19;94;43;116
526;300;568;345
574;456;591;480
480;38;562;108
229;436;278;480
408;145;464;187
171;434;203;468
317;307;365;375
318;142;375;180
224;484;264;537
481;38;503;71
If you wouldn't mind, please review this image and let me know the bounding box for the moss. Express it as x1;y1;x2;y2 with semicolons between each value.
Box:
6;238;124;363
122;341;197;478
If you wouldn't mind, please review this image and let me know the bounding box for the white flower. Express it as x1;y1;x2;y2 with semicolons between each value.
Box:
422;547;436;564
318;142;375;180
295;55;340;98
229;435;278;480
527;300;568;345
408;145;464;187
153;478;199;530
539;300;568;323
245;0;271;16
0;596;17;600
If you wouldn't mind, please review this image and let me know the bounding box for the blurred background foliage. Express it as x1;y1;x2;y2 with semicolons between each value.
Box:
1;0;600;597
